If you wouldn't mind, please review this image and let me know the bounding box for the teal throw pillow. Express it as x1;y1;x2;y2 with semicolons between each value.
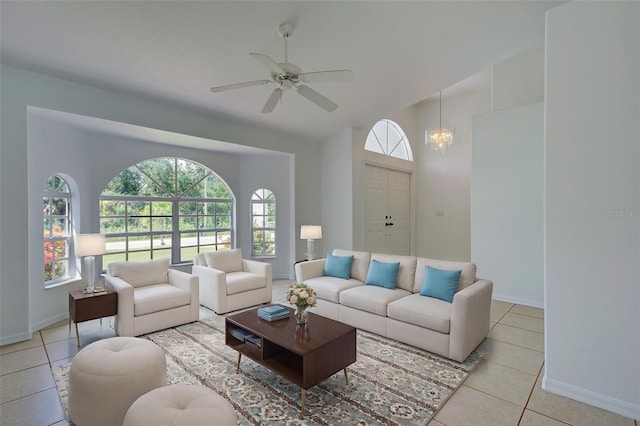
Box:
420;266;462;303
323;253;354;279
365;259;400;289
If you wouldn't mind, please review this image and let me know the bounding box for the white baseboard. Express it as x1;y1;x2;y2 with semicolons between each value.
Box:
29;312;69;336
492;293;544;309
273;274;293;280
543;375;640;421
0;330;34;347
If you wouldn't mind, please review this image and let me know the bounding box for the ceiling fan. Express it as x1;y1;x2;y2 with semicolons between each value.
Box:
210;23;355;113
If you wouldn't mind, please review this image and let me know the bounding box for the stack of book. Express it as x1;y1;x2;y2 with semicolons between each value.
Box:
258;305;290;321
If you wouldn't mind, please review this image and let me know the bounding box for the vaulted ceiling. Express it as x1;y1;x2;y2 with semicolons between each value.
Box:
0;1;562;141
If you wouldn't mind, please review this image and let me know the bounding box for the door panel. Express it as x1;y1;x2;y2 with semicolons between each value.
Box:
364;165;388;254
364;165;411;255
388;170;411;255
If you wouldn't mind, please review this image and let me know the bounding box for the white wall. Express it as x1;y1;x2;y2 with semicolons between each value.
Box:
416;70;492;261
492;45;544;111
471;102;544;307
0;64;321;345
544;1;639;419
321;128;353;254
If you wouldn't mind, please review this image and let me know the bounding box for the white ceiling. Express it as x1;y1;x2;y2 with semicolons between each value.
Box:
1;1;562;142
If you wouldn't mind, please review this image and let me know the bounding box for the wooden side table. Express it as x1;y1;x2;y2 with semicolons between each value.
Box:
69;290;118;347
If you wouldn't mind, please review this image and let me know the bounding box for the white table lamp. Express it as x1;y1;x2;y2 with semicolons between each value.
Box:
75;233;107;293
300;225;322;260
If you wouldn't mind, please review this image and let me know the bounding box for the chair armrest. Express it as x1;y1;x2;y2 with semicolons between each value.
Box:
242;259;272;299
242;259;270;276
168;269;198;293
168;269;199;321
294;259;326;284
104;275;135;337
192;264;227;314
449;279;493;362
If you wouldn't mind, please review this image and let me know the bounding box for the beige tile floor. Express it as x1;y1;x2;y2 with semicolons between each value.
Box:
1;281;636;425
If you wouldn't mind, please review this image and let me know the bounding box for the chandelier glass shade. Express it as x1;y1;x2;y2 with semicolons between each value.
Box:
426;91;455;153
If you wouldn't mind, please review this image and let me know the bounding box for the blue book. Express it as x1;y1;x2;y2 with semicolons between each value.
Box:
258;312;290;321
259;305;289;315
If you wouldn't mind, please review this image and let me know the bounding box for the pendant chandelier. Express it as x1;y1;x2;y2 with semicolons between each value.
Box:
425;91;455;153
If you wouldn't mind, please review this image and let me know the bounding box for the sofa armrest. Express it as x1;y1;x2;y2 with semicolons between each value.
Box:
104;275;135;337
168;269;200;321
192;264;227;314
449;278;493;362
294;259;326;284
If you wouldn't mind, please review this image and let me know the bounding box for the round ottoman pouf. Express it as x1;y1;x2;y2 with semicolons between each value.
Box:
68;337;167;426
123;384;238;426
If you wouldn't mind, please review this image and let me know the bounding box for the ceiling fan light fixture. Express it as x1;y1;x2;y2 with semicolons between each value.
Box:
210;23;354;113
426;91;455;154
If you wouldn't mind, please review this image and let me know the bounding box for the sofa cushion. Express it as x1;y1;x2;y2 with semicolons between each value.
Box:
133;284;191;316
323;253;354;279
365;259;400;289
225;272;266;295
204;249;243;273
371;253;417;292
107;259;169;288
340;286;410;317
420;266;461;303
305;276;363;303
332;249;371;283
413;257;477;293
387;294;452;334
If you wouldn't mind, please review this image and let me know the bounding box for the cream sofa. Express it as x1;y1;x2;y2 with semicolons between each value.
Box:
295;249;493;362
105;258;200;337
192;249;272;314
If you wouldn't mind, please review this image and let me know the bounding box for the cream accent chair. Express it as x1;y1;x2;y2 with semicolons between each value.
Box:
192;249;272;314
105;258;199;337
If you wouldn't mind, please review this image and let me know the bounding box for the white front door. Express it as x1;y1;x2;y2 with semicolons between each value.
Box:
364;165;411;255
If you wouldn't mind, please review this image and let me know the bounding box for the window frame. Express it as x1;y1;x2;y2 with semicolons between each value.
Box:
251;188;276;257
99;158;234;265
43;175;72;285
364;119;414;161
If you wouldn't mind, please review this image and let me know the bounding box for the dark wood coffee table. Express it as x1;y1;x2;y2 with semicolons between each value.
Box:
225;305;356;419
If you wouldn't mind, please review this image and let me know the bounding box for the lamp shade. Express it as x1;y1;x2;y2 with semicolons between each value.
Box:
75;233;106;257
300;225;322;240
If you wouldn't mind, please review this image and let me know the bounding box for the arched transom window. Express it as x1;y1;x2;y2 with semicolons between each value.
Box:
364;119;413;161
100;157;234;265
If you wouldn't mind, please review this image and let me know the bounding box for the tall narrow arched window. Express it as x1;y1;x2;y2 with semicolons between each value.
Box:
43;175;72;284
100;158;234;265
251;188;276;257
364;119;414;161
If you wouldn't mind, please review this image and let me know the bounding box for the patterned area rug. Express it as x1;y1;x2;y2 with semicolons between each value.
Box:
54;316;479;425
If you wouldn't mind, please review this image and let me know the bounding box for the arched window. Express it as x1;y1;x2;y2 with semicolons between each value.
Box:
251;188;276;257
100;158;234;264
43;175;72;284
364;119;413;161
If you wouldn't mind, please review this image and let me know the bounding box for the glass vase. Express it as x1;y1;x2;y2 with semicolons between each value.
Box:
294;306;309;325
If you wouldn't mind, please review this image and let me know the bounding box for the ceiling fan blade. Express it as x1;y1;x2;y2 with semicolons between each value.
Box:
262;88;283;113
299;70;355;83
250;53;285;75
296;85;338;112
210;80;271;93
